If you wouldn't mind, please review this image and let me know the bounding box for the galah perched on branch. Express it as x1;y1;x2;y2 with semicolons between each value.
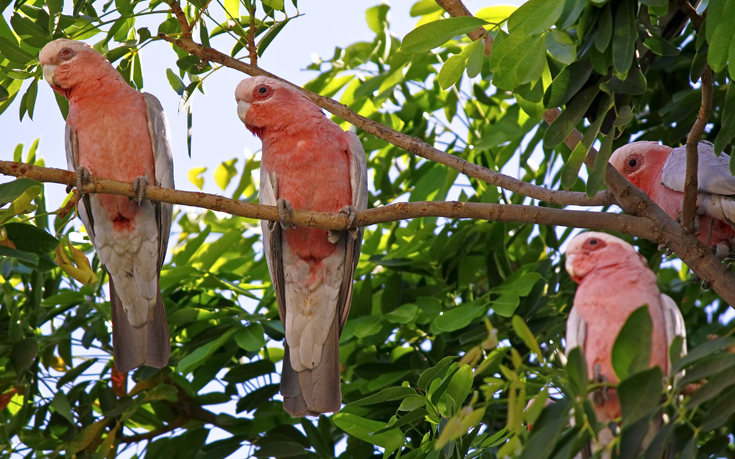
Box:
609;141;735;257
235;76;367;416
565;232;686;456
39;39;174;373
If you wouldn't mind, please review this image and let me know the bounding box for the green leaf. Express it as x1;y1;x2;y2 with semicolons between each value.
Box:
214;158;238;191
466;37;485;78
401;17;488;54
618;366;663;429
706;0;735;72
611;305;653;381
546;29;577;65
476;5;517;25
595;3;612;52
65;420;106;454
543;84;599;148
490;32;546;90
365;4;389;34
0;178;42;205
224;0;239;18
187;166;207;190
560;113;604;189
433;303;485;332
234;323;266;352
410;0;442;17
4;222;58;254
418;356;456;391
586;130;614;196
349;387;417;407
262;0;284;10
257;18;290;57
512;315;543;361
384;303;418;324
166;68;185;95
57;358;97;389
544;60;593;108
51;391;75;424
643;34;680;57
612;0;636;78
0;36;36;64
178;328;237;374
333;412;405;452
507;0;564;37
675;337;735;374
716;84;735;160
565;347;588;397
687;366;735;408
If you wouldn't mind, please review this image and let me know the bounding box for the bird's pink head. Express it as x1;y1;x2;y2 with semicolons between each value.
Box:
609;141;673;192
565;232;646;284
39;38;119;99
234;76;323;137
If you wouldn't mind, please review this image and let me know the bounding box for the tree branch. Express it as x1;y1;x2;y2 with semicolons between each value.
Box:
164;0;192;39
682;67;713;233
434;0;493;56
677;0;704;32
247;3;257;66
157;33;611;208
0;161;651;237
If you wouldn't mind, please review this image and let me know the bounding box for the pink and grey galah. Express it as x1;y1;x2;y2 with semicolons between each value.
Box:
235;76;367;417
39;39;174;373
609;141;735;255
565;232;686;453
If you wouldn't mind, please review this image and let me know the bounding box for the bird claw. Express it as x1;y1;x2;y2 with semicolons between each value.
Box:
329;205;359;243
701;279;711;290
277;198;296;230
74;166;91;197
131;176;148;204
715;243;731;261
592;363;609;407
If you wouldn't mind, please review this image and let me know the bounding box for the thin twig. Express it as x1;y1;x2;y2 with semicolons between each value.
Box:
157;33;612;208
682;67;713;233
0;161;647;236
677;0;704;32
165;0;192;39
120;417;185;444
434;0;493;56
247;3;257;66
190;0;213;31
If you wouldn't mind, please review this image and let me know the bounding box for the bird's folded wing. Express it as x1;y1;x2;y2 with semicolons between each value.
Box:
663;142;735;196
143;93;175;270
259;165;287;323
565;307;586;356
660;293;687;376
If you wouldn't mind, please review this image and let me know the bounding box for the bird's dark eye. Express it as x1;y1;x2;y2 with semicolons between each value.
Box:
628;158;637;168
582;237;606;251
59;48;76;61
253;84;272;100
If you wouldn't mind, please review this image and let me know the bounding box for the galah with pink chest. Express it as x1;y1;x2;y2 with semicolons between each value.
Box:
39;39;174;373
235;76;367;416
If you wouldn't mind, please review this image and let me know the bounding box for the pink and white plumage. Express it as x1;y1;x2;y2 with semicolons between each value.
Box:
609;141;735;252
235;76;367;416
565;232;685;422
39;39;173;372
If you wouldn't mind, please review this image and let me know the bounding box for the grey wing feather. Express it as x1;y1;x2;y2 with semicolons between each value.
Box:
259;165;287;323
143;93;175;270
65;126;95;240
338;131;368;330
662;142;735;196
565;307;586;356
660;293;687;376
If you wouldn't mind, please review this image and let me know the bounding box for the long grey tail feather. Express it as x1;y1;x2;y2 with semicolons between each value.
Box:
281;314;341;417
110;279;170;373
